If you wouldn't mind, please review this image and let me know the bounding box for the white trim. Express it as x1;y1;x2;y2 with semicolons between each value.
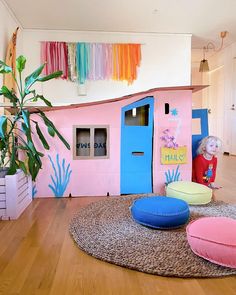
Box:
24;28;192;37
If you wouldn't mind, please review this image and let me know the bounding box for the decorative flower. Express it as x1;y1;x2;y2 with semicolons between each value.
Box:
160;129;178;149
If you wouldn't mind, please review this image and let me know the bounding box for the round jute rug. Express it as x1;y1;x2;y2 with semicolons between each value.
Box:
69;196;236;278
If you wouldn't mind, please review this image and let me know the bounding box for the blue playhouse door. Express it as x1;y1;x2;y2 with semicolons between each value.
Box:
192;109;209;159
120;97;154;194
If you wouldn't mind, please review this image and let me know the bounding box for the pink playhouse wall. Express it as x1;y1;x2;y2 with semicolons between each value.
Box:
153;90;192;195
32;86;200;198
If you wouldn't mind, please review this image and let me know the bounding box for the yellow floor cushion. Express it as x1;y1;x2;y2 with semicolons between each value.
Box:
166;181;212;205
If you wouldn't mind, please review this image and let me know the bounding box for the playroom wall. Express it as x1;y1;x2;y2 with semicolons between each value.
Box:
22;30;191;105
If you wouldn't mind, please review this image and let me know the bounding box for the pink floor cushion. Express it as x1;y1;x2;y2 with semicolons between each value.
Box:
187;217;236;268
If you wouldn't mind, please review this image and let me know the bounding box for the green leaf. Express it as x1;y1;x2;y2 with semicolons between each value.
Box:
17;145;28;151
25;89;36;96
18;160;27;174
48;125;55;137
25;64;45;89
0;116;7;139
21;109;30;129
21;122;34;150
0;60;12;74
35;95;52;107
32;96;38;102
27;140;38;156
16;55;26;73
38;110;70;150
18;135;44;159
26;146;43;181
37;151;44;157
28;153;39;181
7;159;17;175
7;135;17;175
0;86;18;105
37;71;62;82
0;139;6;150
35;122;50;150
21;122;30;138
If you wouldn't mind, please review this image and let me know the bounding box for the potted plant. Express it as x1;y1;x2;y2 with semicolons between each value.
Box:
0;55;70;219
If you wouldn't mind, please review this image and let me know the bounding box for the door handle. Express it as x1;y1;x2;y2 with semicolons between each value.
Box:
231;104;235;110
132;152;144;156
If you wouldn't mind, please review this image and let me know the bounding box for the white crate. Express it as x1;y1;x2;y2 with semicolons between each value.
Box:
0;170;32;220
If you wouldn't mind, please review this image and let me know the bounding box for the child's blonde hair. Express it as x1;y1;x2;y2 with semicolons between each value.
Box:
197;136;222;155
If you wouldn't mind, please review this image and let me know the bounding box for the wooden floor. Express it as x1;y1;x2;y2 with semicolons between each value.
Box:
0;155;235;295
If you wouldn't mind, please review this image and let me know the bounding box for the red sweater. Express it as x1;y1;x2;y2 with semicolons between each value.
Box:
192;154;217;186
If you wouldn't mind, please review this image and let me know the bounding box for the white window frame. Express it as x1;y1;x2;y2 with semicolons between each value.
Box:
73;125;109;160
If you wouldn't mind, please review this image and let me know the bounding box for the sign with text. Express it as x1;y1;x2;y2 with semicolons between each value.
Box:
161;146;187;165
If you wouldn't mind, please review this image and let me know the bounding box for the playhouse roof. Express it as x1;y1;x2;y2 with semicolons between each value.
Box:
6;85;207;114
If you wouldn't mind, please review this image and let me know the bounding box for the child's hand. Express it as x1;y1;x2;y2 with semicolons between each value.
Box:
208;183;222;189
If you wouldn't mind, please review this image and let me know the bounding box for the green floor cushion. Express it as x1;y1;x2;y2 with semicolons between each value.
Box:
166;181;212;205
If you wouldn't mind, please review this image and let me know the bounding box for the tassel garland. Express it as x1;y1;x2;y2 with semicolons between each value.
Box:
41;41;141;85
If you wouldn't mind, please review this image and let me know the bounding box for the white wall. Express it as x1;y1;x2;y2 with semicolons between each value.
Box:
1;6;191;106
191;49;205;109
22;30;191;105
0;0;23;110
0;1;23;73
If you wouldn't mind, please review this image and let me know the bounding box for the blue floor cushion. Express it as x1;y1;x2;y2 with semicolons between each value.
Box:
130;196;190;229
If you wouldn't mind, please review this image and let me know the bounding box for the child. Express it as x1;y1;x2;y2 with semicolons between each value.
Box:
192;136;222;189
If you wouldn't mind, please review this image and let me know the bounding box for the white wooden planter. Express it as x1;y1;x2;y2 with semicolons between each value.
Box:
0;170;32;220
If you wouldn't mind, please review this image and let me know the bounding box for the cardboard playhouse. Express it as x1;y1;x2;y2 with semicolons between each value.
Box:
31;85;206;198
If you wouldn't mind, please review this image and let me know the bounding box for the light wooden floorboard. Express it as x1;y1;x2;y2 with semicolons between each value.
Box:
0;155;235;295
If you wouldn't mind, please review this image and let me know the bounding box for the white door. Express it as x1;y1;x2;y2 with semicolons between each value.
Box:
203;61;236;156
229;109;236;155
229;59;236;155
207;67;224;141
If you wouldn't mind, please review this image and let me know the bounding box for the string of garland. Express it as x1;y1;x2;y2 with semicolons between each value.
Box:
41;42;141;85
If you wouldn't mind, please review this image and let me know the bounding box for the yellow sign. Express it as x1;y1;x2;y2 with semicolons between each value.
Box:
161;146;187;165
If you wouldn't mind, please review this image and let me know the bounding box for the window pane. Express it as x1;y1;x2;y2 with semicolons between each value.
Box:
94;128;107;156
192;118;202;135
125;105;149;126
76;128;90;156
